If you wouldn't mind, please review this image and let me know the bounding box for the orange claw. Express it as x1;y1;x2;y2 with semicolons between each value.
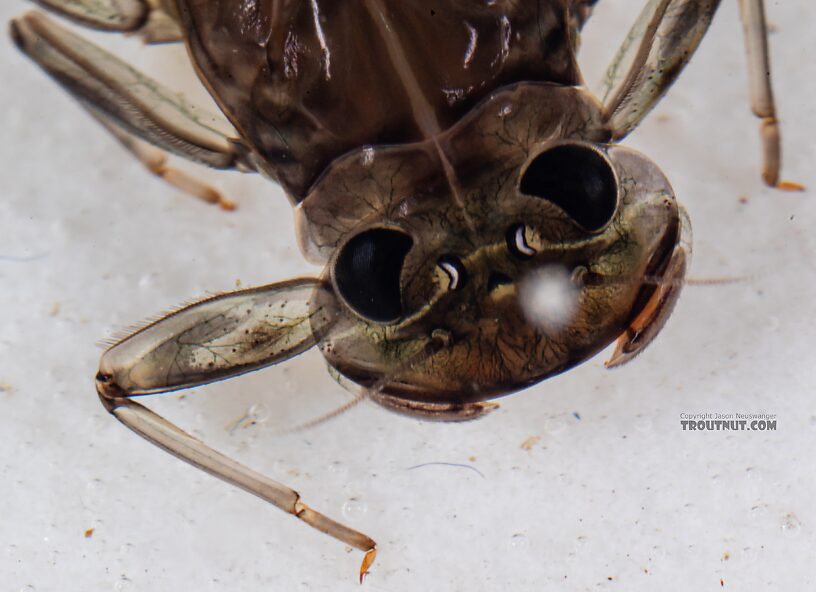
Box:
359;548;377;584
218;198;238;211
776;180;806;192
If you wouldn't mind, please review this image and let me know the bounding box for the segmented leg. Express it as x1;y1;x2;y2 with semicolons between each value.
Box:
599;0;797;189
10;11;249;208
599;0;722;138
93;279;377;580
32;0;183;42
605;206;692;368
737;0;800;190
97;395;377;581
87;105;236;210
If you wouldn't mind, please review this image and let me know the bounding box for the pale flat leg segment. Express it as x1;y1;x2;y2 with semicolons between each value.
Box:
31;0;148;32
10;11;248;208
600;0;795;189
599;0;722;138
93;279;377;579
31;0;183;43
10;11;238;170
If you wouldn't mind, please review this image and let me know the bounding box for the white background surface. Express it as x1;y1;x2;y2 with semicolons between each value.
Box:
1;2;815;591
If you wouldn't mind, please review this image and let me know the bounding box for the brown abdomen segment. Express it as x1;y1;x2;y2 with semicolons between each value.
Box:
177;0;581;199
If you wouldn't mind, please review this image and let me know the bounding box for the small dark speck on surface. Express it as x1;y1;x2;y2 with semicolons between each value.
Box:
573;412;581;420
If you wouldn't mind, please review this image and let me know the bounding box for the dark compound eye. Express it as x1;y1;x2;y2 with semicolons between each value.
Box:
334;228;413;323
520;143;617;231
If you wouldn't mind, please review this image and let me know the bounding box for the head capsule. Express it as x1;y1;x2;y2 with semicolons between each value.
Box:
296;84;689;410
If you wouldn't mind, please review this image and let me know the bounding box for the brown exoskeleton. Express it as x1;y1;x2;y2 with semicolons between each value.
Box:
10;0;794;580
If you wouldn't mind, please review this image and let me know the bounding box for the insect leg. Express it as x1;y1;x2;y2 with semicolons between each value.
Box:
599;0;721;139
97;397;377;581
95;279;378;580
30;0;183;43
736;0;800;189
11;12;250;209
85;105;236;210
605;206;692;368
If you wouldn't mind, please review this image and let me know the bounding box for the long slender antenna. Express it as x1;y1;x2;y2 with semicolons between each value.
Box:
268;390;368;436
583;273;753;289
